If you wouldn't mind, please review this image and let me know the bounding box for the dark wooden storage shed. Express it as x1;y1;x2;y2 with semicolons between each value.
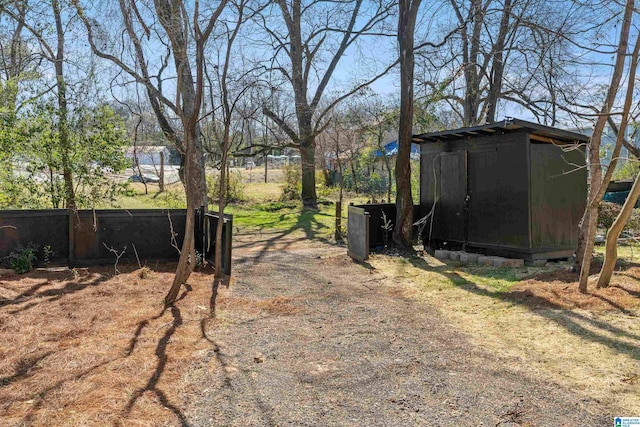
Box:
414;118;589;261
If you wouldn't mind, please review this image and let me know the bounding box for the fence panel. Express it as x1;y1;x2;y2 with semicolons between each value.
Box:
347;206;369;262
72;209;187;266
351;204;423;251
0;209;69;264
200;211;233;275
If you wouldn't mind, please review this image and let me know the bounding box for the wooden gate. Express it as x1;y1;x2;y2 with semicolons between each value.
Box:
195;207;233;275
347;205;370;262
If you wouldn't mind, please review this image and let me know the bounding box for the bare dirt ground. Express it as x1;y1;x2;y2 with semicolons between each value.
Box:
0;232;617;426
185;232;611;426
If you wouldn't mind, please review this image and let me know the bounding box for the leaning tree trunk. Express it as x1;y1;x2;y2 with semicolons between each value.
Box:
575;0;634;288
595;30;640;288
165;128;200;305
578;203;599;292
597;171;640;288
384;153;392;202
214;137;229;279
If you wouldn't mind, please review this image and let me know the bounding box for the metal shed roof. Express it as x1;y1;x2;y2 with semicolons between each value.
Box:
412;118;590;144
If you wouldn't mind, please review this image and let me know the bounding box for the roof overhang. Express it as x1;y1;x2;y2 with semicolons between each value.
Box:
412;118;590;145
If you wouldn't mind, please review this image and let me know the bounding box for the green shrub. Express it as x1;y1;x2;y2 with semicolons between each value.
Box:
280;165;301;201
256;201;299;212
598;201;640;231
122;184;137;197
343;169;388;199
160;190;186;208
207;171;245;203
316;171;334;198
8;243;38;274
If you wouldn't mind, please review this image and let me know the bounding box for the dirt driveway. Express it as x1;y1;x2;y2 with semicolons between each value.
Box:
184;232;610;426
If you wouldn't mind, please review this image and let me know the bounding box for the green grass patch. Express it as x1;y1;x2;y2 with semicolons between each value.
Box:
594;241;640;263
454;266;523;293
400;255;549;295
223;200;338;240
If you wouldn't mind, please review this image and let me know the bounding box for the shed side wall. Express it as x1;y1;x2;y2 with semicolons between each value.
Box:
529;142;586;250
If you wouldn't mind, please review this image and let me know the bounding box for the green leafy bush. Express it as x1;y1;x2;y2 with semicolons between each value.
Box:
207;171;245;203
8;243;38;274
256;201;299;212
598;201;640;231
160;190;186;208
343;169;388;199
280;165;301;201
316;171;334;198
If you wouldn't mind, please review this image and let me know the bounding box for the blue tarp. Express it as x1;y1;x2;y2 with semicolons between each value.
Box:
604;191;640;208
373;140;420;158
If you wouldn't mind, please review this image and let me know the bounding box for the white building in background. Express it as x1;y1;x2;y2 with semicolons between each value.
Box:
124;146;173;166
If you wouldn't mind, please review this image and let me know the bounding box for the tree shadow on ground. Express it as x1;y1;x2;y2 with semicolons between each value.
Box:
1;265;196;426
0;263;178;313
196;276;277;426
405;256;640;362
233;208;335;263
123;284;193;426
0;273;112;313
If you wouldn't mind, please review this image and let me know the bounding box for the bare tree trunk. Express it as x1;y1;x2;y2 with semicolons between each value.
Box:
393;0;421;247
215;142;228;279
350;158;358;193
384;154;392;202
53;0;75;210
155;0;208;209
132;117;148;194
485;0;511;123
576;0;634;292
300;138;318;209
459;0;484;126
578;205;598;292
159;0;229;305
165;128;200;304
595;29;640;288
159;151;165;192
264;0;391;210
597;171;640;287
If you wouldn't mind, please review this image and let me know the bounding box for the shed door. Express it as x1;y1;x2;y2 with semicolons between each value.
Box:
438;151;467;242
466;149;500;244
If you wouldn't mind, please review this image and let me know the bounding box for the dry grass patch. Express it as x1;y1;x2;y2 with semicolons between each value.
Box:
0;263;217;426
511;265;640;313
220;295;302;316
368;254;640;415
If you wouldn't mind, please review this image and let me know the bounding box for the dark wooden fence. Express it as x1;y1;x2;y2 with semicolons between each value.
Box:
195;208;233;275
347;203;422;262
0;209;70;264
71;209;187;266
0;209;232;272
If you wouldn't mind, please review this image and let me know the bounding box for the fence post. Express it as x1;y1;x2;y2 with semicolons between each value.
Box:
224;216;233;275
335;201;342;240
68;209;75;268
